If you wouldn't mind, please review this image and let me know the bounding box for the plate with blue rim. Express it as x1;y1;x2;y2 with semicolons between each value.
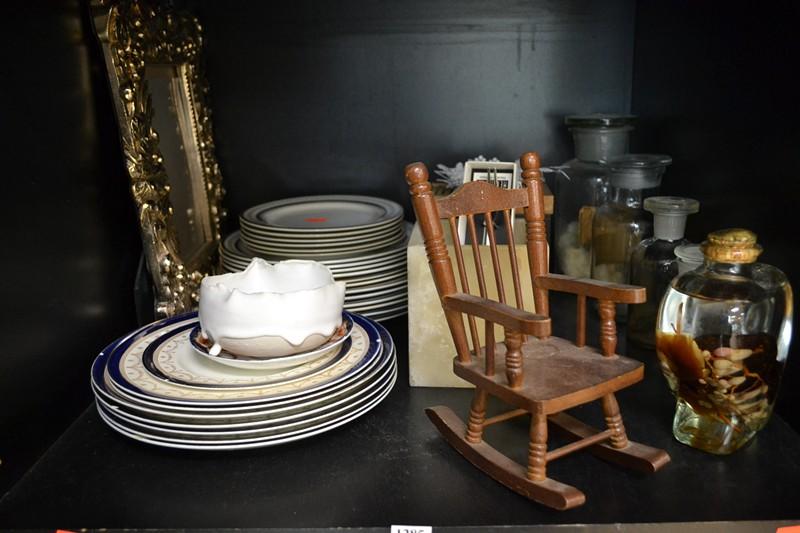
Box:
97;311;382;407
90;317;397;449
92;321;395;426
95;365;396;450
97;342;396;439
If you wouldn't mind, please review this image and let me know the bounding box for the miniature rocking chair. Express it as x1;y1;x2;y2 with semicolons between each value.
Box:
404;152;670;510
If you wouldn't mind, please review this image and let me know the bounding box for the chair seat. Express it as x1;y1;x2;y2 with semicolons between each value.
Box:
454;336;643;415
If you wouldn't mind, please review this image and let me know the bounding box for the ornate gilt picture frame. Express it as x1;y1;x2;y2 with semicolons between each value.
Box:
92;0;225;317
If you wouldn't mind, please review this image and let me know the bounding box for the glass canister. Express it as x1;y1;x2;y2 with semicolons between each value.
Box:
591;154;672;285
554;114;635;278
628;196;700;348
656;229;793;454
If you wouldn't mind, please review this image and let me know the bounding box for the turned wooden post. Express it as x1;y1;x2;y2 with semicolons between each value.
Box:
466;389;488;443
504;329;524;388
527;412;548;481
520;152;549;319
405;163;472;362
602;393;630;449
597;299;617;357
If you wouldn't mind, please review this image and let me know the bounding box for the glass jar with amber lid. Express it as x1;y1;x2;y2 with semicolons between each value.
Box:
655;229;793;454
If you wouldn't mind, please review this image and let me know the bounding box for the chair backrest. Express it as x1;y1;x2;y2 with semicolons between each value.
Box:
404;152;550;360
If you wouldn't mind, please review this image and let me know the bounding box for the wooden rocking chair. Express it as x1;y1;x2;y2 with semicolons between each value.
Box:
404;152;670;510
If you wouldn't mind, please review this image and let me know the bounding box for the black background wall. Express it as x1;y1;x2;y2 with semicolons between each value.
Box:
0;0;797;497
631;0;800;429
188;0;636;226
0;2;141;493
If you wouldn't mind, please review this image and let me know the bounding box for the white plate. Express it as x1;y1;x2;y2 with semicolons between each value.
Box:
221;226;410;266
311;259;407;278
347;292;407;310
242;195;403;233
345;277;406;296
360;306;409;321
188;314;353;371
238;217;401;238
92;320;395;421
347;296;407;313
148;328;348;390
103;313;382;406
94;319;390;415
240;225;404;250
99;349;395;435
244;230;405;258
240;220;402;244
345;270;408;288
99;358;395;440
96;365;396;450
96;344;395;430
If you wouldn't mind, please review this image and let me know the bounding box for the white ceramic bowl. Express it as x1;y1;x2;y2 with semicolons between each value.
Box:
198;258;346;358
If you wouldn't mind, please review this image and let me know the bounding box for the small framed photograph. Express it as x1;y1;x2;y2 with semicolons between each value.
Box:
458;160;520;244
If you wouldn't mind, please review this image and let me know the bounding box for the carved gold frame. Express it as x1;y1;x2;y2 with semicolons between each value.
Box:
92;0;225;317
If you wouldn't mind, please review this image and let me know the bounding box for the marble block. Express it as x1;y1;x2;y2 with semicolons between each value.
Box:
407;219;547;387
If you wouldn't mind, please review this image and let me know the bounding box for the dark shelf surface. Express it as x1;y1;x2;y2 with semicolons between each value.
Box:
2;298;799;530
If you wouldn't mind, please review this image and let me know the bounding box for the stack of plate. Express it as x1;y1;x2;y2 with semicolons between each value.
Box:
91;311;397;450
221;195;409;321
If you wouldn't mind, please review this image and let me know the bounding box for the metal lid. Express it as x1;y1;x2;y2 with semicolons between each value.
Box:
565;114;637;128
701;228;763;264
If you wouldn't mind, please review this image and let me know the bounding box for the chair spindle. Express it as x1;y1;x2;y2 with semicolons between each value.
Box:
466;214;488;298
502;209;524;310
485;320;495;376
576;294;587;347
448;216;481;356
483;211;506;304
598;299;617;356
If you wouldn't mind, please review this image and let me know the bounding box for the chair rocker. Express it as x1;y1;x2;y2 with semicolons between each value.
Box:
404;152;670;510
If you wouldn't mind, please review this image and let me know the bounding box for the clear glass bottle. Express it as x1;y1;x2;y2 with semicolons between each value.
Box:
591;154;672;286
656;229;793;454
554;114;635;278
628;196;700;348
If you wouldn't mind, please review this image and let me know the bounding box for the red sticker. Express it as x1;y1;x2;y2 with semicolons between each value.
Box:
304;217;328;223
776;527;800;533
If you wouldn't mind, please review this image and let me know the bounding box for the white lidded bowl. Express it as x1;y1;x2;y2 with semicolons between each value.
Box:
198;258;346;358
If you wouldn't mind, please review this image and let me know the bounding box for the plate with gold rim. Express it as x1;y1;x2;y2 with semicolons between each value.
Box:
103;312;381;406
139;325;349;390
96;365;396;450
187;313;353;371
241;195;403;233
98;351;396;437
92;319;394;421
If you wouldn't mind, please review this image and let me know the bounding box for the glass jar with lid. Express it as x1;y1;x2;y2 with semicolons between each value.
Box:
554;114;635;278
628;196;699;348
590;154;672;286
656;229;793;454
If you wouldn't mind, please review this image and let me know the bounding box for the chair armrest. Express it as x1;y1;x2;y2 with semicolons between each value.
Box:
534;273;646;304
442;293;552;336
